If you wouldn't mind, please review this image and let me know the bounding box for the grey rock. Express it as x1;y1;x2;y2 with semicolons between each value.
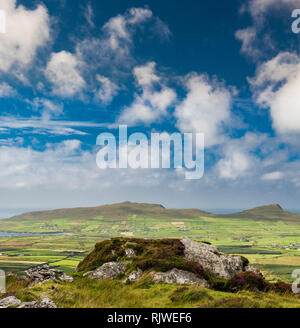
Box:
153;268;209;287
59;273;74;282
83;262;127;280
18;298;57;308
0;296;22;308
18;301;37;309
125;248;136;258
34;297;57;308
181;239;245;279
125;269;143;283
244;265;262;276
26;264;68;283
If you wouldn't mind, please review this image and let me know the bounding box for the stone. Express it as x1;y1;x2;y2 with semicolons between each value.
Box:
0;296;22;308
26;264;69;283
244;265;262;276
153;268;209;287
125;248;136;258
125;269;143;283
34;297;57;308
83;262;127;280
18;298;57;309
181;239;245;279
59;273;74;282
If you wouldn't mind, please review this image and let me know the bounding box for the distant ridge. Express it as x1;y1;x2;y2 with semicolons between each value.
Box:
4;202;300;223
7;201;211;221
216;203;300;221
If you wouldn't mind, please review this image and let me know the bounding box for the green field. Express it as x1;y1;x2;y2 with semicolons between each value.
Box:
1;202;300;282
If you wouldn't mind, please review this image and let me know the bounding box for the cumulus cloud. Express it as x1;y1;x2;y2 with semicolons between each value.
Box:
118;62;176;125
76;7;165;71
0;82;15;97
0;0;50;74
250;52;300;134
95;75;119;104
175;74;232;147
32;98;64;118
45;51;86;98
215;133;263;179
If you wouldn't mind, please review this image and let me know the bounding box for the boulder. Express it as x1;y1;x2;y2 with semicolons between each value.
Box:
153;268;209;288
83;262;127;280
181;239;245;279
59;273;74;283
125;269;143;283
0;296;21;308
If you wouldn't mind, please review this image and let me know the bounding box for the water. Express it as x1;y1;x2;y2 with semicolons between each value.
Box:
0;231;72;237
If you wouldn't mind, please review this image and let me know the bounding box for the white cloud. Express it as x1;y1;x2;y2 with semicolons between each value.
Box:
261;171;284;181
45;51;86;98
215;133;263;179
235;27;259;58
118;62;176;125
133;61;160;86
0;0;50;74
175;74;232;147
84;2;95;28
75;7;163;70
0;116;110;135
95;75;119;104
103;7;152;51
0;82;15;97
236;0;299;59
250;52;300;134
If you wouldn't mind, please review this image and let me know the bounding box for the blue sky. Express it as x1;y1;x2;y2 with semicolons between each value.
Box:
1;0;300;211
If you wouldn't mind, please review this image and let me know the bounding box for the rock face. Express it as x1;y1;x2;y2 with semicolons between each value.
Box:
83;262;127;280
26;264;73;283
153;268;209;288
181;239;246;279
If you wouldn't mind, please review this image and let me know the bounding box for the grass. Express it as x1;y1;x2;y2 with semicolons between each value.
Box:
2;274;300;308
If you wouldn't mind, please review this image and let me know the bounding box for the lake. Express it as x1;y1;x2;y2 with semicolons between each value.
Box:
0;231;72;237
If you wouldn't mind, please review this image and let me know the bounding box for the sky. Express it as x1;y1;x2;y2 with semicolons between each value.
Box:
1;0;300;211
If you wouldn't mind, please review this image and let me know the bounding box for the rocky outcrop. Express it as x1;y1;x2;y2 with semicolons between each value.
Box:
153;268;209;288
0;296;57;308
0;296;21;308
77;238;261;289
83;262;127;280
26;264;73;284
181;239;246;279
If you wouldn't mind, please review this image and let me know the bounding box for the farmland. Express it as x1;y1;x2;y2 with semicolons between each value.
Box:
0;202;300;282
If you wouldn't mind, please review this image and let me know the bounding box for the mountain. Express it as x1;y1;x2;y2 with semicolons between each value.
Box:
217;204;300;221
3;202;300;224
6;201;212;221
